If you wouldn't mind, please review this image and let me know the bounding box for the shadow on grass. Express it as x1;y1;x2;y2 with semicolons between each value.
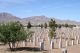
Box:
7;47;41;52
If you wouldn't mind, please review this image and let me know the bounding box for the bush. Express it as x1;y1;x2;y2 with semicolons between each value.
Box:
0;22;32;50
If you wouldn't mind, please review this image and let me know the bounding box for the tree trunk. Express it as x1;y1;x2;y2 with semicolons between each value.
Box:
12;42;15;48
16;41;19;48
8;42;16;51
8;42;12;50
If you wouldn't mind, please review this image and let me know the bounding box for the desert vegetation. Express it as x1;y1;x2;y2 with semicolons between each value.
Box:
0;21;33;51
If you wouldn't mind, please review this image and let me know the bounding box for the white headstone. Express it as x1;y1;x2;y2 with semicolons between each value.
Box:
55;39;57;43
59;38;62;48
39;42;44;50
78;35;79;39
50;41;54;49
32;36;35;47
50;41;52;50
36;37;38;42
30;40;31;43
62;48;67;53
75;36;77;40
77;39;79;45
39;42;42;50
66;40;68;47
22;41;25;47
77;36;79;44
72;40;74;46
10;42;13;48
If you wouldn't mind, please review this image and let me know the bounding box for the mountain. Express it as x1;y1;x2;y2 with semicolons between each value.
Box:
23;16;80;26
0;12;80;26
23;15;50;25
0;12;21;23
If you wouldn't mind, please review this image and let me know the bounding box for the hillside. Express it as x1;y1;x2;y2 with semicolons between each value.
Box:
0;12;21;23
0;12;80;26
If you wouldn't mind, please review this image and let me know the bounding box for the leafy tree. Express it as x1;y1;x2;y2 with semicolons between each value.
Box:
38;24;41;27
58;24;62;28
40;24;43;28
44;22;47;28
48;19;56;39
64;23;69;27
0;22;32;50
49;30;54;39
49;19;56;31
27;21;32;29
68;24;76;28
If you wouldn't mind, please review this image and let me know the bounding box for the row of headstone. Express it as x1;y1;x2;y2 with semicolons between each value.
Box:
39;38;72;50
33;35;80;50
26;27;80;51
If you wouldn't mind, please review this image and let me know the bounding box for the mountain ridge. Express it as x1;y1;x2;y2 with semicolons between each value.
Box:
0;12;80;26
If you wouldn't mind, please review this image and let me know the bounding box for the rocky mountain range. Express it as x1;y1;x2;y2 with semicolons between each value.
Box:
0;12;80;26
0;12;21;23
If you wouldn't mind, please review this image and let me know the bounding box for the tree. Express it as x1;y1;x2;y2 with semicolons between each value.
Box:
49;30;54;39
58;24;62;28
68;24;76;28
64;23;69;27
48;19;56;39
44;22;47;28
40;24;43;28
27;21;32;29
49;19;56;31
0;22;32;50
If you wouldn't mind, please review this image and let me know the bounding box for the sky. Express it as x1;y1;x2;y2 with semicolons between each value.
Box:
0;0;80;21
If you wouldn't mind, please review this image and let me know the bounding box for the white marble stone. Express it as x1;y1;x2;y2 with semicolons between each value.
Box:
66;40;68;47
72;40;74;46
22;41;25;47
77;39;79;45
50;41;54;49
59;38;62;48
39;41;44;50
62;48;67;53
75;36;77;40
